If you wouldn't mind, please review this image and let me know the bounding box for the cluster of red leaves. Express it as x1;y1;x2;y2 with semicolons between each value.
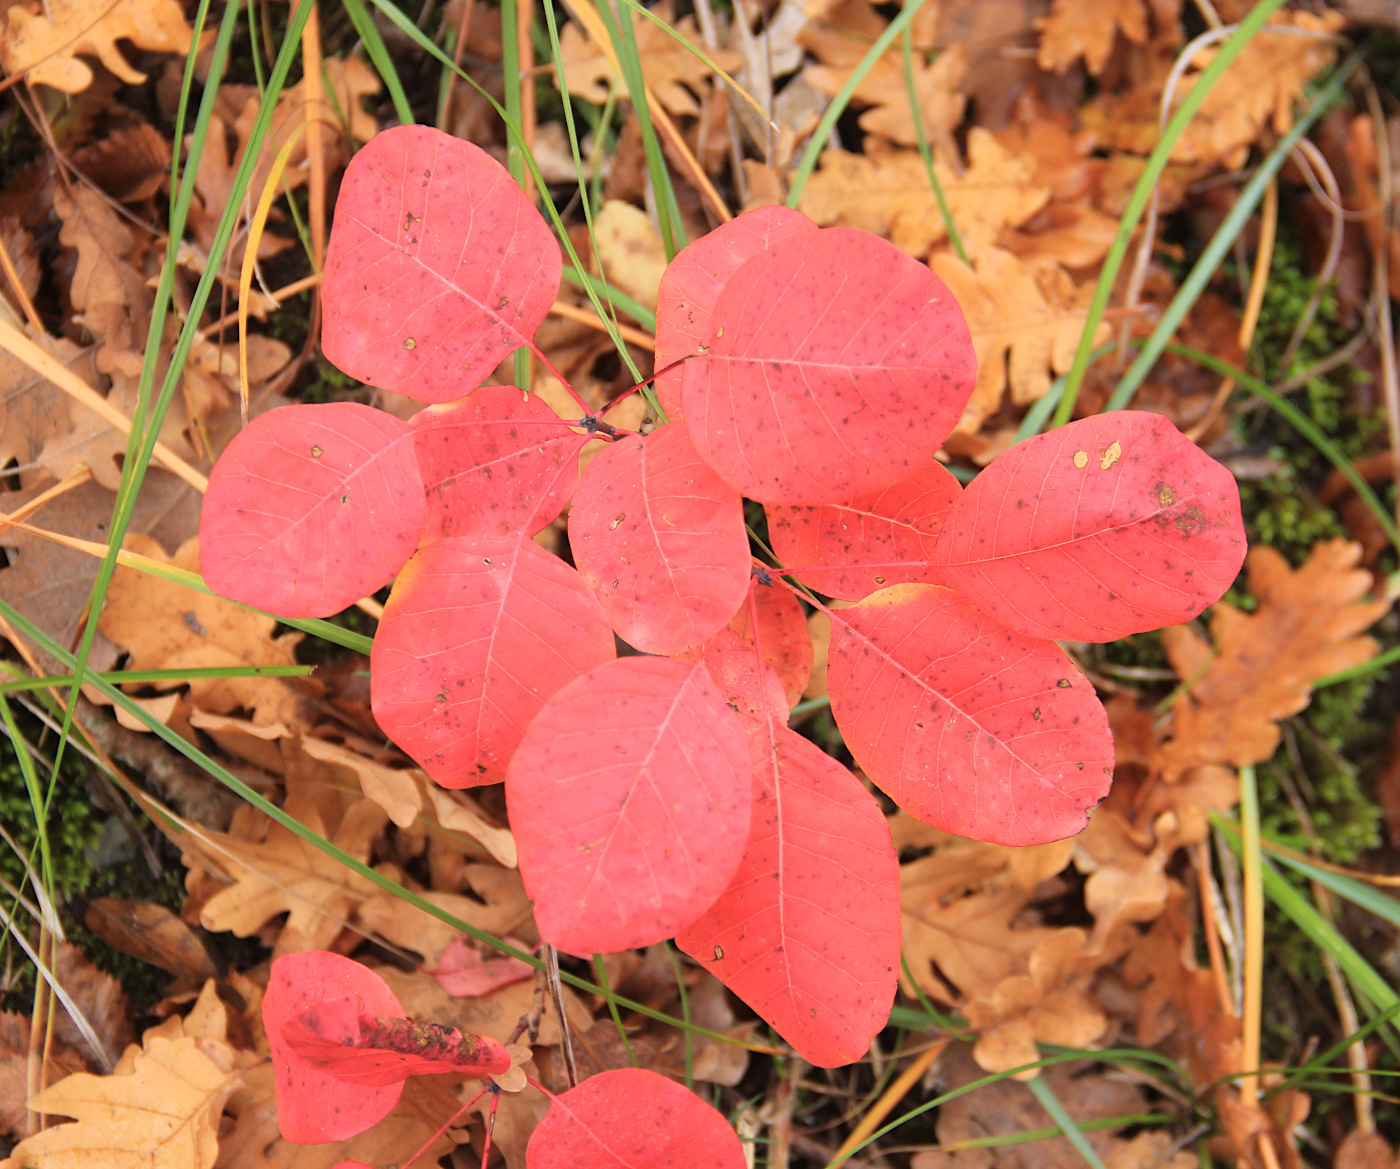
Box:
199;123;1244;1089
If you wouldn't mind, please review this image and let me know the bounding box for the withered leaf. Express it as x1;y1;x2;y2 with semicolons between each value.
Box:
0;1012;89;1139
1156;540;1391;781
8;1035;240;1169
0;0;203;94
799;130;1048;258
930;247;1109;433
557;0;741;118
1037;0;1149;76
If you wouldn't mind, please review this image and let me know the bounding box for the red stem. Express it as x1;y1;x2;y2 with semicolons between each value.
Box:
400;1085;490;1169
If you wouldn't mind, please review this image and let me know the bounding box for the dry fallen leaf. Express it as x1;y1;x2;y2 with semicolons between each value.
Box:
799;130;1049;258
1156;540;1391;781
557;0;742;118
1172;9;1344;168
1037;0;1149;76
593;200;668;311
930;247;1109;434
0;0;203;94
186;798;387;955
83;900;219;985
803;0;967;149
100;536;308;728
963;929;1107;1078
0;1013;89;1139
7;1035;241;1169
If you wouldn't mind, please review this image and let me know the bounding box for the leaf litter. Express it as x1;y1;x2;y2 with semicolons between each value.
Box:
0;0;1397;1166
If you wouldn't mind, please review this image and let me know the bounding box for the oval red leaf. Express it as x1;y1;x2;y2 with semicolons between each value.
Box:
685;627;789;725
264;951;405;1143
200;402;424;618
827;585;1114;846
527;1068;746;1169
767;462;961;601
321;126;562;403
569;420;750;654
683;227;975;503
677;719;900;1067
413;385;588;538
653;205;817;420
281;999;509;1085
929;411;1247;642
728;584;812;706
507;656;751;955
372;535;615;788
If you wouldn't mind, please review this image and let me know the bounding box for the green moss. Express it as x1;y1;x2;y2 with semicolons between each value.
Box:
0;747;100;904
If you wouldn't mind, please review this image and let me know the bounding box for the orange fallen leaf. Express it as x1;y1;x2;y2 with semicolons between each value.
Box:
799;131;1048;258
557;0;741;118
930;247;1108;433
7;1035;241;1169
0;0;204;94
1155;539;1391;781
1037;0;1148;76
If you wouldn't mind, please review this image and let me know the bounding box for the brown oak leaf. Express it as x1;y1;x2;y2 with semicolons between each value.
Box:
0;0;203;94
803;0;967;149
799;130;1048;258
7;1035;241;1169
0;1012;88;1139
557;0;741;118
185;798;387;955
1037;0;1149;76
99;535;307;728
930;247;1108;433
1155;540;1391;781
963;929;1107;1078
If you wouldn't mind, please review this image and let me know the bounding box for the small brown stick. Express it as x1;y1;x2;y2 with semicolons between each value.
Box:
544;944;578;1087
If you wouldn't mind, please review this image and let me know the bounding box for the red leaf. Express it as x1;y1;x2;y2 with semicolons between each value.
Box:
263;951;406;1143
200;403;424;618
321;126;561;403
685;627;789;724
729;585;812;706
827;585;1114;845
281;997;508;1085
413;385;588;539
929;412;1247;642
372;535;615;787
569;420;750;654
677;718;900;1067
683;228;975;503
654;206;816;420
507;656;751;955
767;462;961;601
527;1068;746;1168
430;936;535;997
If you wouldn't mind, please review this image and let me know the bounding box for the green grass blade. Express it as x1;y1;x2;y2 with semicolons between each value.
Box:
1259;843;1400;932
1212;813;1400;1036
560;265;657;331
341;0;414;125
1316;644;1400;688
49;0;261;805
786;0;931;208
1163;342;1398;545
1051;0;1291;427
591;0;684;259
0;666;313;695
593;952;638;1064
0;694;54;918
1026;1075;1110;1169
901;31;965;264
1100;61;1354;417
